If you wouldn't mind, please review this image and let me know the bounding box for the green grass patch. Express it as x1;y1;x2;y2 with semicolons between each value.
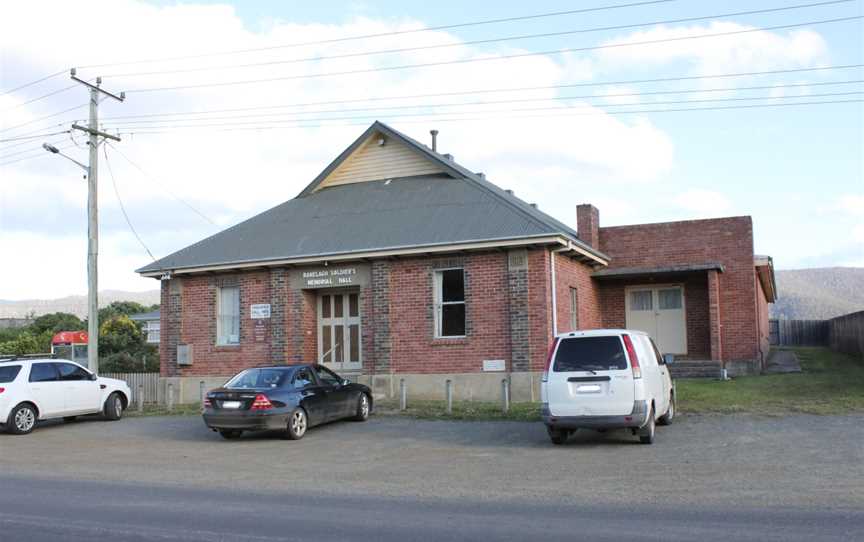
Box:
375;399;541;422
125;403;203;417
677;347;864;415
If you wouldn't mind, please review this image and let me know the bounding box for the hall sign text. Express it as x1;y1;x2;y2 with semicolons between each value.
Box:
302;267;358;287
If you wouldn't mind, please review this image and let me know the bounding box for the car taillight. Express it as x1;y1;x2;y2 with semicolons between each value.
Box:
622;334;642;379
0;387;4;394
542;337;559;382
203;396;212;408
250;394;273;410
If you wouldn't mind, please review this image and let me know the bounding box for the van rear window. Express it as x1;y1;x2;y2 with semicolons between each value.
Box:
553;337;627;372
0;365;22;383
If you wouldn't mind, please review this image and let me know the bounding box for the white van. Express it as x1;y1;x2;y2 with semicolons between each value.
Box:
540;329;676;445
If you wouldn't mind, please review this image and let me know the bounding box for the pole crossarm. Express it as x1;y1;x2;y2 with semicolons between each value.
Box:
70;69;125;102
71;123;121;142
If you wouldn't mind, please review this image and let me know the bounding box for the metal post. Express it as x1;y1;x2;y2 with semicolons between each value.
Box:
199;381;206;406
445;379;453;414
137;384;144;412
501;379;510;413
399;378;407;411
86;86;99;374
167;383;174;412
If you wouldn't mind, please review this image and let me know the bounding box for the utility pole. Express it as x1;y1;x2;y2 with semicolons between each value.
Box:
69;69;125;374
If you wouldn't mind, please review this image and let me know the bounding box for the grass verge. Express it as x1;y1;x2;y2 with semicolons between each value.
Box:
374;399;541;422
677;347;864;415
125;403;203;417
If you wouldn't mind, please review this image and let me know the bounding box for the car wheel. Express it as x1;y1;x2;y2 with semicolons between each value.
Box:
104;392;124;421
547;426;568;445
658;394;675;426
353;393;371;422
63;416;77;423
7;403;37;435
219;429;242;440
286;408;308;440
639;407;656;444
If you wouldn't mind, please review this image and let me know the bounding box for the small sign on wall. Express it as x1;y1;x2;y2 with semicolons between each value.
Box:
482;359;506;372
250;303;271;319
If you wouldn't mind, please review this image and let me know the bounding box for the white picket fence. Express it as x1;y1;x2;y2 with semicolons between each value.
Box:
102;372;160;404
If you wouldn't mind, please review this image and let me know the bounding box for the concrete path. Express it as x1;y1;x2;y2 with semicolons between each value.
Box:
764;350;803;374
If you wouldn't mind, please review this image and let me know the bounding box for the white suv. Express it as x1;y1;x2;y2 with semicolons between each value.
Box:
540;329;676;445
0;358;132;435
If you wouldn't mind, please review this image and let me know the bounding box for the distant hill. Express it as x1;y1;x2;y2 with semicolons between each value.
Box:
0;290;160;318
772;267;864;320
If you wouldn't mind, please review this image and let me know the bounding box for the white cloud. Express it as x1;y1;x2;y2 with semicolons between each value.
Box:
836;194;864;215
596;22;829;76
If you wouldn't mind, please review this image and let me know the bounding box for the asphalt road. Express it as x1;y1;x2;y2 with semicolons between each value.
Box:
1;413;862;540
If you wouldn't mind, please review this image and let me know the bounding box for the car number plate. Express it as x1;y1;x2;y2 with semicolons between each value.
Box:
221;401;242;409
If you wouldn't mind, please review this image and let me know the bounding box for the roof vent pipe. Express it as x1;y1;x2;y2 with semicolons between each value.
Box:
476;172;485;179
430;129;439;152
505;189;514;195
530;203;538;209
443;153;454;161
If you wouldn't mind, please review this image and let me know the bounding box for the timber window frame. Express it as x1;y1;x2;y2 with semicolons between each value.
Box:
433;268;466;338
216;286;241;346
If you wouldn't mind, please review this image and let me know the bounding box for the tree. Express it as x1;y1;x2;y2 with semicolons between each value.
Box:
0;332;43;355
99;315;144;357
97;301;149;324
30;312;85;335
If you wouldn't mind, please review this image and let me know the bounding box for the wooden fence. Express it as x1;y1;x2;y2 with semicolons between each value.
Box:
102;372;160;404
768;319;829;346
828;310;864;359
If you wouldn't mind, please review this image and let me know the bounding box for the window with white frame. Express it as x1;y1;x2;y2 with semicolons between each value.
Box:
434;269;465;338
216;286;240;345
569;287;579;330
145;321;160;344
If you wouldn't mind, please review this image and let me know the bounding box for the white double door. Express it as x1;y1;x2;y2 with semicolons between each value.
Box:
625;285;687;355
318;290;362;372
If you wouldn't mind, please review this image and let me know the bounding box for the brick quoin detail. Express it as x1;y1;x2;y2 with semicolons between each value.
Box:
160;279;182;377
370;261;392;373
269;268;288;364
507;253;529;372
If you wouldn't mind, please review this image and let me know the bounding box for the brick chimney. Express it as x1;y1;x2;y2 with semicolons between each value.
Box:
576;204;600;250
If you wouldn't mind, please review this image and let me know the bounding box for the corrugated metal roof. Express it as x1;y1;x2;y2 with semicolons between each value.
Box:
137;121;607;274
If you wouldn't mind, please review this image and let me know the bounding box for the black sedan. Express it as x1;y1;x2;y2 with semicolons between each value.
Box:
203;364;372;440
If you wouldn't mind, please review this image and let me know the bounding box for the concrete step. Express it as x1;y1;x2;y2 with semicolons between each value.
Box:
669;361;722;379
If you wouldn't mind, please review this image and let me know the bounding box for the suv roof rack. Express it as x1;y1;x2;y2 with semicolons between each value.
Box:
0;353;56;362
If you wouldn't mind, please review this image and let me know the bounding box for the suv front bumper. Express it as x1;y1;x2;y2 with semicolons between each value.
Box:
542;400;650;430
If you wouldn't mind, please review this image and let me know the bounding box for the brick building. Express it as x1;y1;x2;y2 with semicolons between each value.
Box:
137;121;776;401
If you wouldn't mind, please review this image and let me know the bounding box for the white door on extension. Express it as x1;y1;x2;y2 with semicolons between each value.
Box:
318;291;362;372
625;285;687;355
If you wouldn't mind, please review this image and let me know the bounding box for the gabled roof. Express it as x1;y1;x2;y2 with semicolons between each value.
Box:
137;121;608;276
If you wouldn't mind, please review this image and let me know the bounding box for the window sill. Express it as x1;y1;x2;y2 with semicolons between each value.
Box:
214;343;241;349
430;337;468;346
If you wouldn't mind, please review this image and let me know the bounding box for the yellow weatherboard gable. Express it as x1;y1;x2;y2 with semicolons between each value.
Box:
315;130;446;190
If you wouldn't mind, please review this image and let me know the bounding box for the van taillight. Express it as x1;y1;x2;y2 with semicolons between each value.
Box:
622;334;642;379
250;394;273;410
545;337;559;373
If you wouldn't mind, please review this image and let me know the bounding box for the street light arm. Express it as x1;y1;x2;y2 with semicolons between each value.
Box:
42;142;89;173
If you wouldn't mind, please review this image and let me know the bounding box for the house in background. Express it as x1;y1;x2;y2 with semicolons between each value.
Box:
136;121;776;403
130;310;161;344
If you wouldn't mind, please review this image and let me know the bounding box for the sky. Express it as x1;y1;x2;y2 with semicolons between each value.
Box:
0;0;862;300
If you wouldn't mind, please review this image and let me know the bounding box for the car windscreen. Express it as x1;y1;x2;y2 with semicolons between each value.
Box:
0;365;22;383
553;336;628;372
225;368;289;389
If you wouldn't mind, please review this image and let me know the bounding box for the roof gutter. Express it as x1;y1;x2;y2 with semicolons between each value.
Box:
138;235;582;278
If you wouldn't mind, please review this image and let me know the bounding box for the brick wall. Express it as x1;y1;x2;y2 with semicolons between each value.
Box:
554;252;603;333
174;272;273;377
527;249;553;371
599;216;758;362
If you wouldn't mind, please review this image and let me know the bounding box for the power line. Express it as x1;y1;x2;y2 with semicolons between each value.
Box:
109;98;862;139
0;103;89;133
99;1;853;79
123;16;863;94
0;136;69;161
0;142;76;167
1;84;78;112
0;130;71;143
101;80;864;127
103;91;864;131
94;64;864;123
104;141;217;227
103;146;156;261
0;70;67;96
78;0;675;69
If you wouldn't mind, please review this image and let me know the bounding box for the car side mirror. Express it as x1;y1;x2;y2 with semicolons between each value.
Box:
341;378;350;386
663;354;675;365
89;373;98;381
